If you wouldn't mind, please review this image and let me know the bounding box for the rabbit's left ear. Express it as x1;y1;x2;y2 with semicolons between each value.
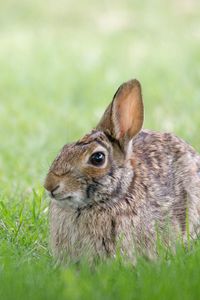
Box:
96;79;144;151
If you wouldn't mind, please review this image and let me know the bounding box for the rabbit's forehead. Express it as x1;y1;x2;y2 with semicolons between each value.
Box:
76;130;109;145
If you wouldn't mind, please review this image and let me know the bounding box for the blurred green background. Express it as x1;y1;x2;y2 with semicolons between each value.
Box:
0;1;200;299
1;0;200;193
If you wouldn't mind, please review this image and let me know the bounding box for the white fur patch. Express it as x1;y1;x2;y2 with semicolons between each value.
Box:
53;191;88;209
125;140;133;159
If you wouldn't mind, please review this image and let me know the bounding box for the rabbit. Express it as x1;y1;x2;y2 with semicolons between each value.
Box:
44;79;200;265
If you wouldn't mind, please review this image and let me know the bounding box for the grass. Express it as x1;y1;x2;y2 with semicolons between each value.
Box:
0;0;200;299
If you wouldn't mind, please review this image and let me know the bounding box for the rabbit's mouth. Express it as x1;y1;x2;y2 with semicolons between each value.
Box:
48;190;75;202
59;196;73;201
51;191;90;209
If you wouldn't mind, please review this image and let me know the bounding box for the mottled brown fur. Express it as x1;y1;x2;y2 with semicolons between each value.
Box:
44;79;200;265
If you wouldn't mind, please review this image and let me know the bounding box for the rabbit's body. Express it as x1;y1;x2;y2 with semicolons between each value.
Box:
45;80;200;264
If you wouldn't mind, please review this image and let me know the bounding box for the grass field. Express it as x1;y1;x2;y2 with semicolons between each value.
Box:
0;0;200;299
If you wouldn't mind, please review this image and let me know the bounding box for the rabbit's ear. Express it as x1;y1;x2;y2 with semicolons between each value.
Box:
96;79;144;150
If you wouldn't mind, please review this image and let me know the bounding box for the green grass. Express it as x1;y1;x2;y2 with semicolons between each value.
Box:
0;0;200;299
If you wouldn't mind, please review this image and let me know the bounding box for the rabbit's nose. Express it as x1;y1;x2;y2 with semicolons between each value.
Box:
50;185;60;197
44;172;60;196
44;182;60;198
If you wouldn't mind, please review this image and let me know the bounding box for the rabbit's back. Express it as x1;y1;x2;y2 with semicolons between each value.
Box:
131;130;200;240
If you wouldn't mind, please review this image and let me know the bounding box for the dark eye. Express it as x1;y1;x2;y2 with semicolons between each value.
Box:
89;152;105;166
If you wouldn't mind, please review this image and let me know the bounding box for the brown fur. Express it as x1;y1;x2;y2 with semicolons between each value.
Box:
44;79;200;265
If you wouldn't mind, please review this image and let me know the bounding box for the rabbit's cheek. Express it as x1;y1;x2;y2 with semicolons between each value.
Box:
61;176;83;195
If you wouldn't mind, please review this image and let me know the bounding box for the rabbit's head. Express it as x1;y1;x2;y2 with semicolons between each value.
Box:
44;80;144;208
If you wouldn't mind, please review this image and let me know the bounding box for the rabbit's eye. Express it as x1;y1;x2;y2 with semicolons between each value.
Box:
89;152;105;166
